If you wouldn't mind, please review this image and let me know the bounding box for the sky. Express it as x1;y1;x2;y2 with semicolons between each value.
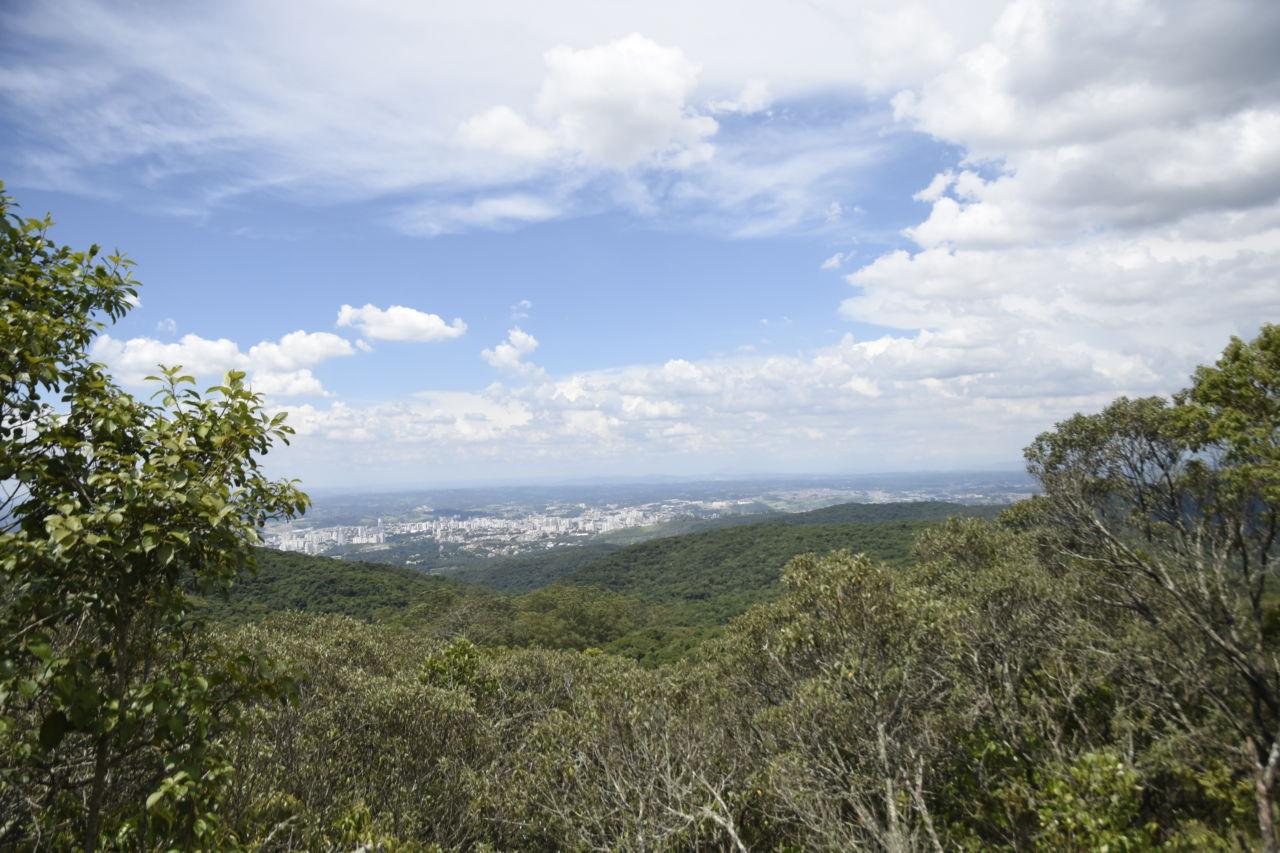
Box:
2;0;1278;488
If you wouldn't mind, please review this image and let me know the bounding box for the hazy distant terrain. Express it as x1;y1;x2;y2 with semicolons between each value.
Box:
263;474;1032;572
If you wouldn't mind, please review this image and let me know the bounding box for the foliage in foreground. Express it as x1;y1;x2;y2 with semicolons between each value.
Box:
2;180;1277;850
0;185;306;849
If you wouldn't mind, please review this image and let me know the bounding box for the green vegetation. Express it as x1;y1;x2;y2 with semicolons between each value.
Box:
558;520;931;622
460;499;999;599
0;184;306;849
209;510;969;664
446;540;623;592
3;185;1279;849
210;550;488;624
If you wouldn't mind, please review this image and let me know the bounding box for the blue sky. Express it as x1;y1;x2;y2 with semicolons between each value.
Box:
3;1;1278;487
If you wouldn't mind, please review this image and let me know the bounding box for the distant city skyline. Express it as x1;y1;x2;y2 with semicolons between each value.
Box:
2;1;1277;486
266;471;1033;562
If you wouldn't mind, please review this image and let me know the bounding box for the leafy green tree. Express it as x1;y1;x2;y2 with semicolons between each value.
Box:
1027;325;1280;850
0;183;307;848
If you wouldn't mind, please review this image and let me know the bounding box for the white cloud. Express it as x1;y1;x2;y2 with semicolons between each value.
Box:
251;369;329;397
456;105;557;162
538;34;718;169
662;111;894;236
284;392;534;446
707;79;771;115
822;0;1280;454
482;327;544;377
395;194;561;236
91;329;358;396
266;326;1129;481
893;1;1280;246
458;34;718;171
336;304;467;342
155;317;177;335
0;2;1005;233
912;171;953;203
92;334;246;385
820;252;846;270
248;330;355;372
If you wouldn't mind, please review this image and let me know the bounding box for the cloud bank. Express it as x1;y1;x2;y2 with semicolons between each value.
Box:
10;0;1280;483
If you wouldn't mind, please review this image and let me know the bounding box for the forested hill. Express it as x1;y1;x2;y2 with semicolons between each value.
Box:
203;501;1002;661
779;499;1003;525
457;500;1001;605
210;549;490;624
551;521;930;622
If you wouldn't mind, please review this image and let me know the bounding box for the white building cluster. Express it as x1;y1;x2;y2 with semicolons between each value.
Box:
269;519;386;555
382;505;677;545
261;500;754;558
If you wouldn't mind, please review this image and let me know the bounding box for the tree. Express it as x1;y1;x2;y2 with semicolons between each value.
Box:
1026;324;1280;850
0;182;307;848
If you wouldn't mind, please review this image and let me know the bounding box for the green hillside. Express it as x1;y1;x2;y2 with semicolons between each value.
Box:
206;550;654;654
460;501;1000;611
200;505;984;664
210;549;494;623
779;499;1003;525
559;520;929;623
203;502;1007;664
447;541;623;593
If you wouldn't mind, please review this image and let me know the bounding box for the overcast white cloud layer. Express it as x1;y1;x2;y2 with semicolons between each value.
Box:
9;0;1280;483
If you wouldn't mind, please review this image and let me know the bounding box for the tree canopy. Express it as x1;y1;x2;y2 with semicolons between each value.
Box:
0;183;307;849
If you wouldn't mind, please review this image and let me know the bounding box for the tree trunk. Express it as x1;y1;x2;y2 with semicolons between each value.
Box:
1250;737;1279;853
84;734;111;853
1255;769;1277;853
87;613;131;852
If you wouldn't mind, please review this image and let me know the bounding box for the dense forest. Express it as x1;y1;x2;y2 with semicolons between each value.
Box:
206;506;987;665
4;183;1280;850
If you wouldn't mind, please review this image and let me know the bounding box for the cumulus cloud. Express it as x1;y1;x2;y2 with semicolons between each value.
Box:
481;327;544;377
268;327;1130;479
459;34;718;171
456;106;557;162
336;304;467;342
284;392;534;446
92;334;246;386
819;0;1280;461
248;331;355;372
91;329;358;396
892;0;1280;245
251;369;329;397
